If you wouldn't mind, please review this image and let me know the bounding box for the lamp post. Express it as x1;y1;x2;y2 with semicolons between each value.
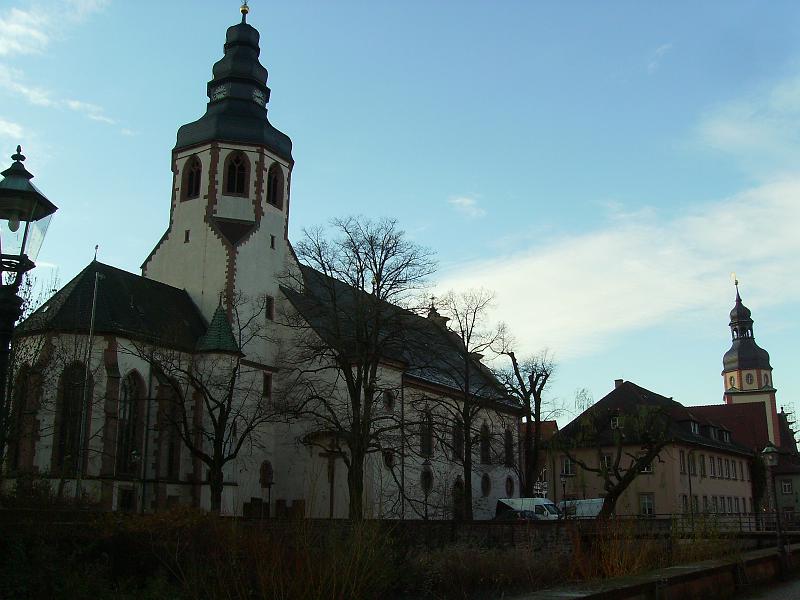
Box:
762;442;789;574
0;146;56;451
560;474;566;518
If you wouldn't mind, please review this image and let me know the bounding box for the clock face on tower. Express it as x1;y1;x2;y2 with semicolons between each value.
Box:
252;89;266;106
211;85;229;101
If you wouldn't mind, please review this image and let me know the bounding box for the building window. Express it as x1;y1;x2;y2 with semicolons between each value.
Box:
712;496;718;513
679;450;686;473
8;365;31;472
224;151;249;195
504;428;514;467
782;480;793;495
265;295;275;320
54;362;89;477
116;373;142;476
764;374;770;386
561;455;575;476
639;493;655;517
266;162;284;209
727;497;733;513
420;410;433;458
692;495;699;513
745;373;754;385
481;473;492;497
480;422;491;464
703;495;709;513
505;476;515;497
610;415;621;429
729;375;735;388
420;467;433;496
640;460;653;474
734;497;740;513
600;454;612;471
699;454;706;477
732;461;737;480
183;155;202;200
688;453;696;476
262;372;272;401
382;450;395;469
184;229;190;243
382;390;395;412
681;494;688;513
718;457;723;477
724;459;731;479
270;234;276;249
690;421;699;435
722;430;731;443
452;419;464;461
710;455;716;477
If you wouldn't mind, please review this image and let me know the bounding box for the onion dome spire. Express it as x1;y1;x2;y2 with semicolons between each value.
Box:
723;279;771;372
174;4;293;162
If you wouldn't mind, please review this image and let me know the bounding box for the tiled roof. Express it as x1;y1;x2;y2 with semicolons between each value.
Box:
281;265;514;407
196;304;239;354
556;381;753;457
18;261;207;352
688;403;769;453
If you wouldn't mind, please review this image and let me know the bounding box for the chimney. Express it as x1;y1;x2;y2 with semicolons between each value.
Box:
614;379;624;389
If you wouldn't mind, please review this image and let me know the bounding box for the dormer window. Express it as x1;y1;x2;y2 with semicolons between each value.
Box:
690;421;700;435
722;430;731;443
224;151;249;195
610;415;621;429
266;162;284;209
183;155;202;200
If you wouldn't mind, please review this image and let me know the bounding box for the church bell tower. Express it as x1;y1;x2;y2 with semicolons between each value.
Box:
142;4;293;325
721;280;779;444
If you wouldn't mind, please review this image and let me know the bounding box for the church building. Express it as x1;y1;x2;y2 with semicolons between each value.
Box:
4;7;520;519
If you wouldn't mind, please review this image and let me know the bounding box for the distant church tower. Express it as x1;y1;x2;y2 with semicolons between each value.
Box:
142;4;293;326
721;281;779;444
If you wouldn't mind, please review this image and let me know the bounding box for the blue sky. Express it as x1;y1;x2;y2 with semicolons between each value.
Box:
2;1;799;426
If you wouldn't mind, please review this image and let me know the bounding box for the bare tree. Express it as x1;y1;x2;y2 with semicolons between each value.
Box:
494;348;557;497
553;402;672;519
419;288;510;521
278;216;435;519
125;293;280;514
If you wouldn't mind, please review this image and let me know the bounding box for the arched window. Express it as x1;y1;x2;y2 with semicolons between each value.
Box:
9;365;31;472
481;473;492;497
452;419;464;461
183;155;202;200
116;373;142;476
420;410;433;458
452;478;465;520
259;460;274;488
54;363;88;476
480;422;491;464
224;151;249;195
505;476;515;497
266;162;284;209
420;466;433;496
745;373;754;385
504;428;514;467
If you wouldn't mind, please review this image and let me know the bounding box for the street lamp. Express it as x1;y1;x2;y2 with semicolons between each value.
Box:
761;442;789;574
0;146;57;402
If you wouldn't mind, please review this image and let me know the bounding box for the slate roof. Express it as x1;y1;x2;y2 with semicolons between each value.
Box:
281;264;515;409
556;381;753;457
18;261;207;352
688;403;770;452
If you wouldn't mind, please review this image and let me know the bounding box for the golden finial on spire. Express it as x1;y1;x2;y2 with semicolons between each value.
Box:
241;0;249;22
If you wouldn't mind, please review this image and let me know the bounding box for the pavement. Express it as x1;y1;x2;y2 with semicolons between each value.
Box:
735;576;800;600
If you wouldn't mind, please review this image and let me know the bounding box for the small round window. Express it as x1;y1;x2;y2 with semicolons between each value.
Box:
481;473;492;497
505;476;514;497
745;373;754;385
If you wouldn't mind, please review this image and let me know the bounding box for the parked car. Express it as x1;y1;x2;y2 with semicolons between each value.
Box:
558;498;606;519
495;498;560;521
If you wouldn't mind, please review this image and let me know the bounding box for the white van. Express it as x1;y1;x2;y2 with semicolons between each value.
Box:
495;497;560;521
558;498;605;519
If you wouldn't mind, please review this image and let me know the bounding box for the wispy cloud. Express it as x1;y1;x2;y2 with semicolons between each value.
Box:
447;196;487;219
439;179;800;359
697;74;800;175
0;117;25;140
647;43;673;74
0;7;49;56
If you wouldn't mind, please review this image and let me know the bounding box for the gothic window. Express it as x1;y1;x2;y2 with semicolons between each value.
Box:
262;372;273;401
452;419;464;461
54;362;89;477
382;390;395;412
505;476;515;497
116;372;142;476
481;473;492;497
504;428;514;467
8;365;31;471
183;155;202;200
224;151;249;195
480;422;491;464
452;478;465;520
420;466;433;496
266;162;284;209
420;410;433;458
162;388;182;480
